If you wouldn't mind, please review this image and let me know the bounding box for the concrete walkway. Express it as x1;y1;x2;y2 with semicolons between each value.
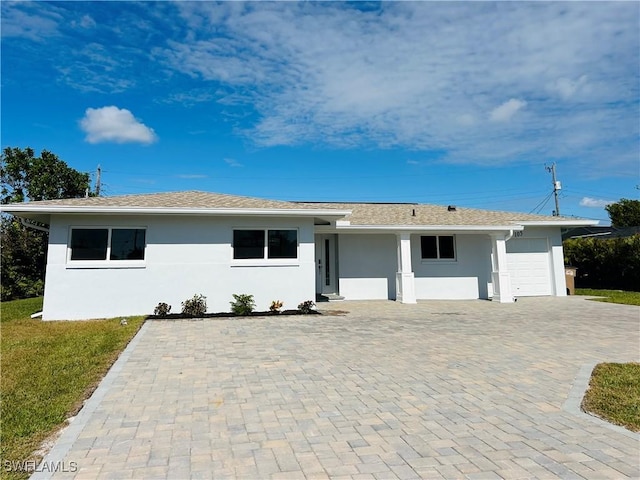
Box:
35;297;639;479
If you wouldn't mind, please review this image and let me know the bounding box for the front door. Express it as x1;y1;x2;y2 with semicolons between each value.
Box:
315;234;337;295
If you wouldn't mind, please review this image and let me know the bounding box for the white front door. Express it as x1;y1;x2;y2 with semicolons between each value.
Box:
315;234;337;295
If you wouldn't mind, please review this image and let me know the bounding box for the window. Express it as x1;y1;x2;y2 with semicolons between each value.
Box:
69;228;146;263
70;229;108;260
268;230;297;259
110;229;146;260
421;235;456;260
233;230;265;259
233;229;298;260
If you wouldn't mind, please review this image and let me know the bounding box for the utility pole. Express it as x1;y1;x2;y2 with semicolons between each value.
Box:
545;163;561;216
96;164;102;196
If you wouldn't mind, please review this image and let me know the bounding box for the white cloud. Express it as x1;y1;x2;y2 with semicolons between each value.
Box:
490;99;527;123
154;1;637;173
1;2;61;41
548;75;589;100
580;197;615;208
7;2;637;176
177;174;207;179
224;158;243;168
80;106;157;144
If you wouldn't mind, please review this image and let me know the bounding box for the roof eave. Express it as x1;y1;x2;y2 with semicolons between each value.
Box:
518;219;600;227
325;224;526;233
0;205;352;218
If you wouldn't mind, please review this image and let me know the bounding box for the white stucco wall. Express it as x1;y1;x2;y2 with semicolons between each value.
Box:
42;214;316;320
337;233;493;300
411;234;492;300
337;234;397;300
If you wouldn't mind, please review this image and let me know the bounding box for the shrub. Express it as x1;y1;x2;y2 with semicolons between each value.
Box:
297;300;316;314
230;294;255;316
564;235;640;291
269;300;283;313
181;294;207;317
153;302;172;316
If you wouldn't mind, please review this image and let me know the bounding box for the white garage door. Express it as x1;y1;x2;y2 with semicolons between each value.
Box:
506;238;552;296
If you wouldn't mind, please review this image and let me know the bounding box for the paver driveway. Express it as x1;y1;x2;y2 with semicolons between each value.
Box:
36;297;639;479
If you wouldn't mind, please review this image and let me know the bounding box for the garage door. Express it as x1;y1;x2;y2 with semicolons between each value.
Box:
506;238;552;296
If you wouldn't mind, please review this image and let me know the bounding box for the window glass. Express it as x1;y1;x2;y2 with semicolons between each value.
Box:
70;229;108;260
110;229;146;260
420;236;438;259
439;236;455;259
233;230;265;259
268;230;297;259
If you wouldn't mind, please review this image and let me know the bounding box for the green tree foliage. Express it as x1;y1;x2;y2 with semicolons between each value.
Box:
1;147;91;301
605;198;640;227
1;147;91;203
564;236;640;291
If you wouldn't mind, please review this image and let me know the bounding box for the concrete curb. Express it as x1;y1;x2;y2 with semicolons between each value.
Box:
563;362;640;440
30;321;150;480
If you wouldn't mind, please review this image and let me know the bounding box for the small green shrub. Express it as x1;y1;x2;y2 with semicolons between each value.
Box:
181;294;207;317
297;300;315;314
270;300;283;313
230;294;256;316
153;302;171;316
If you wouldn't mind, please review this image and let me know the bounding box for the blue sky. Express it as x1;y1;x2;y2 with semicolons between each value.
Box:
2;1;638;223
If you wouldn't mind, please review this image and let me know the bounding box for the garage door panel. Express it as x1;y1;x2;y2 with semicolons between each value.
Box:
506;239;551;296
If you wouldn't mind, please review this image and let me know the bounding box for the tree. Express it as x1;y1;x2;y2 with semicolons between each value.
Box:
1;147;92;301
605;198;640;228
1;147;91;204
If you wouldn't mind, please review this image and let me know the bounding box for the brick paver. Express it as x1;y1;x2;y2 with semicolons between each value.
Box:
36;297;639;479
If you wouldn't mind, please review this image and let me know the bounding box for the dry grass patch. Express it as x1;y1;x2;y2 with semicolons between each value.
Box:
582;362;640;432
1;297;144;479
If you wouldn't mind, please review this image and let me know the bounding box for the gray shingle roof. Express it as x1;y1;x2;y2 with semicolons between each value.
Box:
17;191;312;210
295;202;570;226
3;191;581;227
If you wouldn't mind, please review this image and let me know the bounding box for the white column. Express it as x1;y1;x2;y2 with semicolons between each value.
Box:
395;233;416;304
490;234;514;303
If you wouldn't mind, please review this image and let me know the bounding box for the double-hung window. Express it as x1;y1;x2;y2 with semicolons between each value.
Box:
233;229;298;260
421;235;456;260
69;227;146;264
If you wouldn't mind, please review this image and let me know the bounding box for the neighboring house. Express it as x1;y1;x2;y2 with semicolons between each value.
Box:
2;191;597;320
562;225;640;240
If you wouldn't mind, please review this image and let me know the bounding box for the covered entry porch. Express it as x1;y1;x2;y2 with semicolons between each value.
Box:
314;227;566;303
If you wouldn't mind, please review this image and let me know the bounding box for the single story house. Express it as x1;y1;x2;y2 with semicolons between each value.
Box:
2;191;597;320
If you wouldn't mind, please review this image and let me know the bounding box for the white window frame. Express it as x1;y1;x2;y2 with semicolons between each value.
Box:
420;235;457;262
231;228;299;267
66;226;147;269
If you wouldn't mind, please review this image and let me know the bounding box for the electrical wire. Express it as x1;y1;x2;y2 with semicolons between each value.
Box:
529;191;554;214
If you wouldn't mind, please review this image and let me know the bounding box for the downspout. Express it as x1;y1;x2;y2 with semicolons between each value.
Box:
505;228;514;242
19;217;49;233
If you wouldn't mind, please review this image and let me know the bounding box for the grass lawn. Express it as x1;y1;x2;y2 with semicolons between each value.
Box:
1;297;145;480
575;288;640;306
582;363;640;432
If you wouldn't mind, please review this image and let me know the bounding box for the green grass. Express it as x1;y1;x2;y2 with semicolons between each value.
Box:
1;297;145;479
582;363;640;432
575;288;640;306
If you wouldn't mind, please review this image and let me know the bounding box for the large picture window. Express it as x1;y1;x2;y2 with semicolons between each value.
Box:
233;229;298;260
69;228;146;263
421;235;456;260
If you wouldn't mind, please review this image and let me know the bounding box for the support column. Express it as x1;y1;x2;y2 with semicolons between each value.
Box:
395;233;416;304
490;234;514;303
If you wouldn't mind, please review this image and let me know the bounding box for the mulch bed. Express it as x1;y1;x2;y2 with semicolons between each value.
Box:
147;310;322;320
